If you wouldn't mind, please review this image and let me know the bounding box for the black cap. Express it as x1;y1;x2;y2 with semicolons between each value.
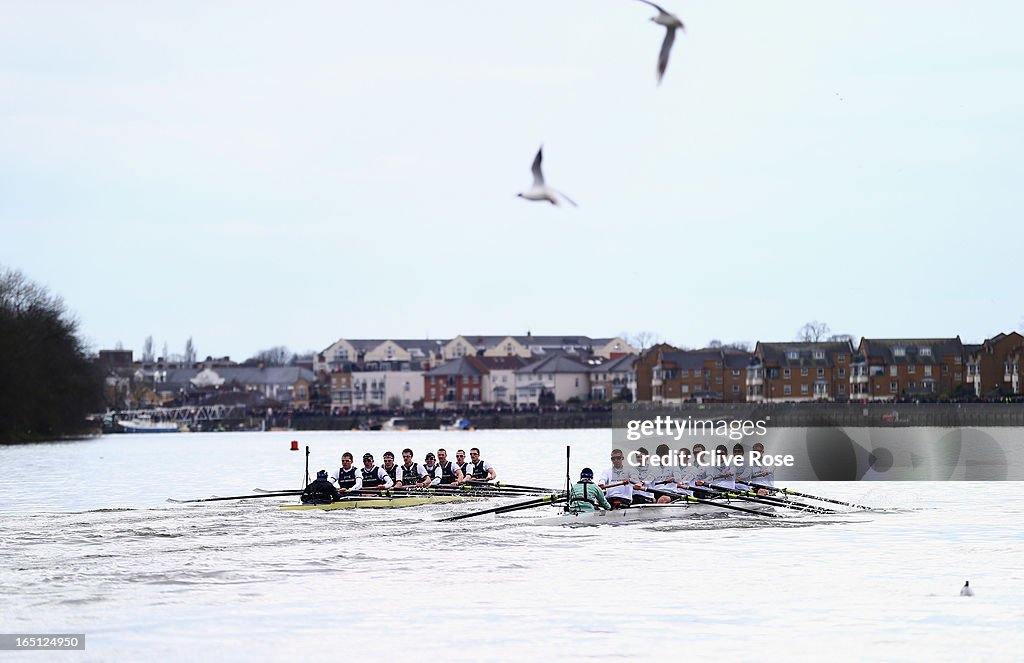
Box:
580;467;594;480
317;469;328;480
363;453;373;461
383;451;394;459
425;453;436;460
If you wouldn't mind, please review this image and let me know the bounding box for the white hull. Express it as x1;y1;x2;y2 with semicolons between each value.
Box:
526;501;772;525
117;419;179;433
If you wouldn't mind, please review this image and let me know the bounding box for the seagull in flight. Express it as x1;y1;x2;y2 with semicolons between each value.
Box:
517;147;577;207
636;0;685;84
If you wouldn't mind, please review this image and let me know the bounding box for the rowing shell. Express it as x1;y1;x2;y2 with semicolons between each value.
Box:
525;501;774;525
281;495;463;511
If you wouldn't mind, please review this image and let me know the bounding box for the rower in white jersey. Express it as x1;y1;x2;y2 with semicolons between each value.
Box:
396;448;432;488
599;448;638;509
359;453;395;490
420;452;443;487
650;444;686;500
732;443;754;491
672;447;695;497
331;452;363;493
748;442;774;495
688;443;716;498
631;447;671;504
707;444;736;491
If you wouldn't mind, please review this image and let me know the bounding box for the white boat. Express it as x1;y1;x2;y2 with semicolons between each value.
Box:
117;414;179;433
380;417;410;432
439;417;474;431
525;500;773;525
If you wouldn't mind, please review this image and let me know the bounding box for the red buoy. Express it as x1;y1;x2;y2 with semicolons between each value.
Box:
290;440;299;451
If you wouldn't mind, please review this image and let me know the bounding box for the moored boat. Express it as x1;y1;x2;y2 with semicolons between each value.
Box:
380;417;410;432
116;414;179;433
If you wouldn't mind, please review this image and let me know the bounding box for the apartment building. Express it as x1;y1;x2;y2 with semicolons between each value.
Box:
746;341;854;403
851;338;963;400
965;332;1024;397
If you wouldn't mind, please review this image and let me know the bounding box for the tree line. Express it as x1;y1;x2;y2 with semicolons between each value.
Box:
0;267;104;442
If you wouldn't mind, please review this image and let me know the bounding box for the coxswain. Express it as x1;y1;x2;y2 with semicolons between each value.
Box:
748;442;773;495
396;448;431;488
332;452;362;493
567;467;611;514
360;453;395;490
466;447;496;482
381;451;400;484
599;448;637;509
301;469;341;505
437;448;465;485
422;453;443;487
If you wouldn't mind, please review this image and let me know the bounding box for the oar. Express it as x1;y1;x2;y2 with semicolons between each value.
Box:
439;493;566;522
496;496;568;516
698;485;833;514
646;488;781;518
168;491;300;504
466;481;559;492
750;483;871;510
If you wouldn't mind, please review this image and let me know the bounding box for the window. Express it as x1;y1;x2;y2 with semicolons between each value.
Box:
801;367;809;377
574;377;580;387
890;365;898;376
814;350;825;360
682;385;689;393
908;365;916;374
837;354;846;363
955;372;962;380
943;365;950;375
920;347;931;356
955;356;962;365
924;365;932;376
817;368;825;377
890;381;898;393
801;384;808;394
838;368;846;378
715;376;723;384
894;347;906;357
787;351;799;360
732;369;740;377
681;369;689;377
732;385;739;393
838;383;846;394
783;384;792;395
784;368;791;378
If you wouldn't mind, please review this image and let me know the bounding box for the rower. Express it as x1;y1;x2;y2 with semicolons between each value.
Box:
631;447;666;504
567;467;611;514
466;447;496;483
301;469;341;505
688;443;715;498
422;453;443;487
332;452;362;493
650;443;683;502
396;448;430;488
749;442;773;495
672;447;695;496
360;453;394;490
707;444;736;491
732;443;754;492
599;448;637;509
381;451;400;484
455;450;471;482
437;448;465;485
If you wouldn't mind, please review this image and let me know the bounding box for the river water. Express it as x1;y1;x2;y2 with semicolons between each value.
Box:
1;429;1021;662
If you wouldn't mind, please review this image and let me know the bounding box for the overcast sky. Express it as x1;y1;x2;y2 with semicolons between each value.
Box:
2;1;1022;360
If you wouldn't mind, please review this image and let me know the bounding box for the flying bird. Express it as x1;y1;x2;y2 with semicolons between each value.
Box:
960;581;974;597
636;0;685;84
516;147;577;207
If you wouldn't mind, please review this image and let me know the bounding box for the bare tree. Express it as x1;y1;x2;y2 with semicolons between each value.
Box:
707;339;723;348
248;346;290;366
142;335;154;362
726;341;753;352
797;321;831;342
184;337;197;365
626;331;664;352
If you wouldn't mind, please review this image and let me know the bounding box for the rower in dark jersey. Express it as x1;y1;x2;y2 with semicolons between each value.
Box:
437;448;465;485
396;448;430;487
360;453;394;490
381;451;400;485
466;447;496;483
331;452;362;493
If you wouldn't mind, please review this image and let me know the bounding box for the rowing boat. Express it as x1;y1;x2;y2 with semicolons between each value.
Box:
525;500;774;525
281;495;462;511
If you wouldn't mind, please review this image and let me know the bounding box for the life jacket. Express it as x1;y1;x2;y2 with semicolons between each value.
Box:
458;462;470;477
301;479;338;505
362;465;383;488
337;466;357;490
401;463;421;485
440;461;458;484
471;460;489;480
424;464;440;481
383;464;398;481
